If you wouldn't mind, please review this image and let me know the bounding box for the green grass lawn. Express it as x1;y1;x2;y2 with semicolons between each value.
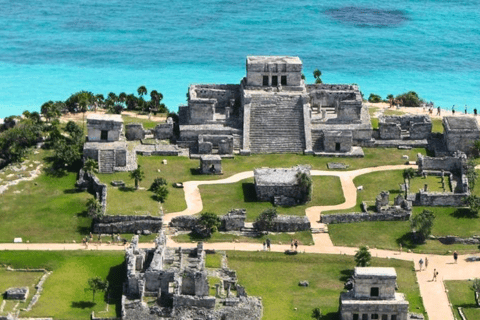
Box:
384;109;406;116
325;170;405;214
122;114;160;130
172;230;314;246
409;175;451;193
199;176;344;221
205;253;223;269
432;119;444;133
0;251;125;319
0;268;44;316
329;206;480;254
0;154;92;243
227;251;426;320
445;280;480;320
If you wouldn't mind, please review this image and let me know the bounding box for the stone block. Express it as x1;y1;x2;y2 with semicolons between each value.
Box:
5;287;29;300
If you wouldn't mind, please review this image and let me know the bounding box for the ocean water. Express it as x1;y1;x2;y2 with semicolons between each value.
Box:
0;0;479;118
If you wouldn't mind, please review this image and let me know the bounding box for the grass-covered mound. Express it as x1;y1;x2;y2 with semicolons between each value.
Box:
445;280;480;320
0;251;125;319
227;251;426;320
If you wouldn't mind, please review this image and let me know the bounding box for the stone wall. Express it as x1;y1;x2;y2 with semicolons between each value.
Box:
437;235;480;245
254;215;311;232
417;153;465;172
169;209;246;232
92;215;163;234
321;209;411;224
125;124;145;141
378;115;432;140
173;295;216;309
412;191;467;207
76;169;107;214
169;216;199;230
324;130;353;152
153;119;174;140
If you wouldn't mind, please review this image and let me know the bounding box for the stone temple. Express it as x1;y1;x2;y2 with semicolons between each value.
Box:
178;56;372;155
339;267;421;320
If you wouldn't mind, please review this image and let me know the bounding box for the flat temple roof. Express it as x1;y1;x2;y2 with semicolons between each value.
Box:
254;166;309;186
87;114;123;123
354;267;397;279
444;116;479;131
246;56;302;65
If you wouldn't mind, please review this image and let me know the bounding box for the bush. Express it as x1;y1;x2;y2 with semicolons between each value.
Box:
368;93;382;103
149;177;167;191
395;91;424;108
410;209;435;243
254;208;278;231
354;246;371;267
153;185;169;203
195;212;221;238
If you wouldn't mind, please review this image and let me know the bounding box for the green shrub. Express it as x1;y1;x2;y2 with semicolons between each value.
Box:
368;93;382;103
395;91;424;108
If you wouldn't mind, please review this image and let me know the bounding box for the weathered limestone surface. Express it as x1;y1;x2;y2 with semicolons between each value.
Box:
4;287;29;300
93;215;163;234
87;114;123;142
443;116;480;154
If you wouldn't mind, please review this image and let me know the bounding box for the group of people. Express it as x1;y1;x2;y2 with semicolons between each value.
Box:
82;232;128;249
418;251;459;282
261;238;300;252
451;105;478;116
424;103;478;116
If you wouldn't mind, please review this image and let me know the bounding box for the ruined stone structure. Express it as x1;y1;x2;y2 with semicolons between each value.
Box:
413;152;469;206
254;165;311;205
122;232;262;320
199;155;222;174
443;116;480;155
340;267;419;320
178;56;372;155
4;287;29;301
378;115;432;141
125;118;175;141
83;114;130;173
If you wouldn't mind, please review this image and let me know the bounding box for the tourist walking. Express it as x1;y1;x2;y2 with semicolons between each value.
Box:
432;269;438;281
419;258;424;271
453;251;458;263
294;239;298;252
263;241;266;251
474;108;478;116
399;243;402;254
436;107;441;116
452;105;455;115
266;238;271;251
290;239;294;251
425;257;428;269
465;105;468;114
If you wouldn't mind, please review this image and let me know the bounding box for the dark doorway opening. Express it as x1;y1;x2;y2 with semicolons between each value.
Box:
281;75;287;85
101;130;108;141
263;76;269;86
335;143;341;151
272;76;278;86
370;287;379;297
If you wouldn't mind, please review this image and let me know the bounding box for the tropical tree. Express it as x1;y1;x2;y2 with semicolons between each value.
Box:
410;209;435;243
466;160;478;191
313;69;322;84
254;208;277;231
53;139;82;168
130;165;145;189
368;93;382;103
395;91;424;108
354;246;372;267
41;101;61;122
311;307;323;320
153;185;169;202
403;168;416;188
86;197;103;219
83;158;98;174
464;195;480;216
137;85;147;98
84;277;108;302
198;212;221;234
297;171;312;202
149;177;167;191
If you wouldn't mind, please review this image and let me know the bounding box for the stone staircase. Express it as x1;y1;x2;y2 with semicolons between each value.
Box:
99;150;115;173
249;95;306;153
401;129;410;140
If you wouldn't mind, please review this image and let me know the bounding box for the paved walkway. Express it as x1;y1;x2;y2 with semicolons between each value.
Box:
1;164;479;320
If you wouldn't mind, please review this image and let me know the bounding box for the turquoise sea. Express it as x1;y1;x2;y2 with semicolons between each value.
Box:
0;0;479;118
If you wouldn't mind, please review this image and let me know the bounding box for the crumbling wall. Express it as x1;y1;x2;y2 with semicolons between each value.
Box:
76;169;107;214
254;215;310;232
221;209;247;231
417;153;466;172
126;124;146;141
153;118;174;140
412;191;467;207
321;210;411;224
92;215;163;234
173;295;216;309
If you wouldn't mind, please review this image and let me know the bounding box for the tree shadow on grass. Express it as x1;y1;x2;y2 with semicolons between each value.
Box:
387;189;401;195
242;183;257;202
321;312;341;320
396;232;420;250
190;168;202;176
76;210;89;218
339;269;353;282
451;208;478;219
77;225;91;236
64;188;84;194
105;261;127;316
71;301;96;309
119;186;135;192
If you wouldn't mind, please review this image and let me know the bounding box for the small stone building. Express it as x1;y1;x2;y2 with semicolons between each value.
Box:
254;165;311;205
83;114;128;173
443;116;480;155
340;267;411;320
378;115;432;140
4;287;29;301
200;155;222;174
323;130;353;152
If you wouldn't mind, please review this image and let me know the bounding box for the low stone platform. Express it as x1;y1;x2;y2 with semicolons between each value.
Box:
314;146;364;158
373;139;428;148
5;287;29;300
190;154;235;159
135;144;181;156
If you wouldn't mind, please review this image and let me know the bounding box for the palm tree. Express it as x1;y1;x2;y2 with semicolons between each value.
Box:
83;158;98;174
94;94;104;112
354;246;371;267
313;69;322;84
78;98;89;132
130;165;145;190
119;92;127;107
86;197;102;218
311;308;323;320
137;85;147;98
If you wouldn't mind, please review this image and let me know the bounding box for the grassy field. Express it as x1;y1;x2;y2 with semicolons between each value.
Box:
445;280;480;320
325;170;405;214
329;206;480;254
227;251;426;320
121;114;162;130
0;268;44;316
172;230;314;246
205;253;223;269
384;109;406;116
0;153;92;243
409;175;451;193
0;251;125;319
97;149;426;215
198;176;344;220
432;119;444;133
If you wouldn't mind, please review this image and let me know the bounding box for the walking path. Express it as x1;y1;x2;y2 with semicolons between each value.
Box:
1;163;479;320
